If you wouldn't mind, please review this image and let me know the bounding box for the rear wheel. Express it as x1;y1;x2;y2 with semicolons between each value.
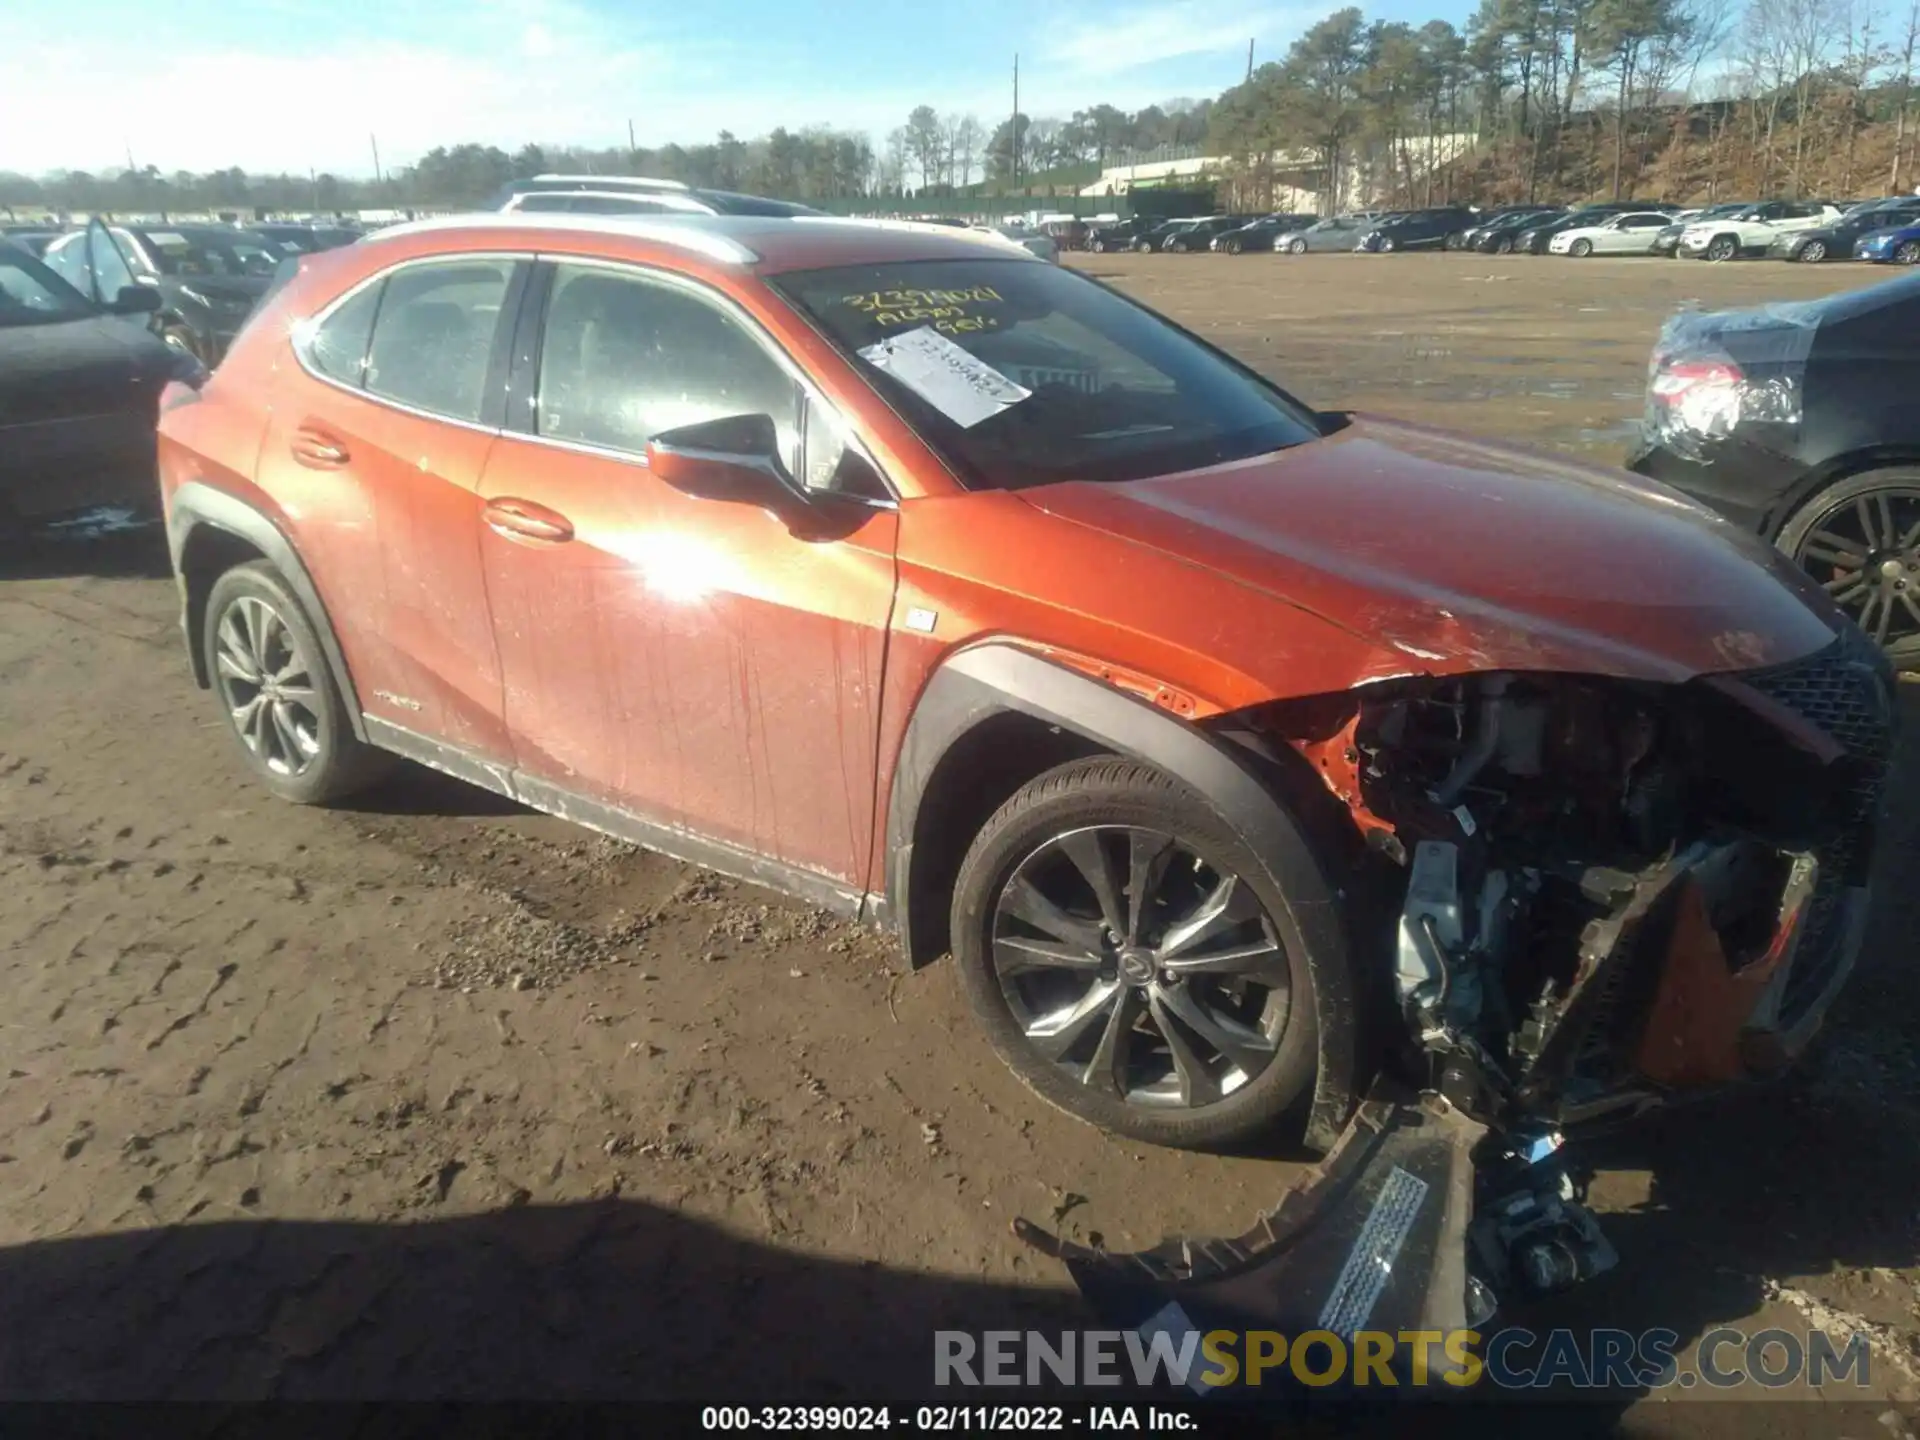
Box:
202;561;391;804
1799;239;1828;263
950;757;1320;1150
1779;469;1920;671
1706;235;1738;262
1569;238;1594;258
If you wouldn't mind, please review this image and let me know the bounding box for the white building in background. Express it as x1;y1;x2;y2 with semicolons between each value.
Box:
1080;133;1479;212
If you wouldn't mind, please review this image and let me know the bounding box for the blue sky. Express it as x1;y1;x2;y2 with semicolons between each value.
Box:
0;0;1473;177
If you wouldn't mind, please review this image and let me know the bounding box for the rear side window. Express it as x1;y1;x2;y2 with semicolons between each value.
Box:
306;279;382;385
364;260;514;422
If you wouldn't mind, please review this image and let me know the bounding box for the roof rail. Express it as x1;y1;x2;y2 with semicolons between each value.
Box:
530;174;692;192
359;211;758;264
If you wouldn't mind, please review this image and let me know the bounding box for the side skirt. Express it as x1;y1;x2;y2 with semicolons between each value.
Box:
364;716;878;924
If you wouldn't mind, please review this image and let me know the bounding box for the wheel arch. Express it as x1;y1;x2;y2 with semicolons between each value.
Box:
881;642;1361;1150
1766;448;1920;540
168;480;368;741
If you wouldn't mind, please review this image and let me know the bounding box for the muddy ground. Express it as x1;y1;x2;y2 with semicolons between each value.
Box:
1;252;1917;1425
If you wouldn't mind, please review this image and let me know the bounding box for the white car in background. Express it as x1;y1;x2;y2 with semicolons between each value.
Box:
974;223;1058;262
1677;201;1843;261
1547;211;1675;256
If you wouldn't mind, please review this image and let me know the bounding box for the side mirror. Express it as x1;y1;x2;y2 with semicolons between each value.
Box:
112;284;161;316
645;413;803;516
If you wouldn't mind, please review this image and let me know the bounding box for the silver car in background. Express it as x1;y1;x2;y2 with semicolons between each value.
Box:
1271;214;1377;254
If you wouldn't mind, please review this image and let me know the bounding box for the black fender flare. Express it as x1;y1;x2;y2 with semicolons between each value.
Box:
167;480;368;741
883;642;1360;1150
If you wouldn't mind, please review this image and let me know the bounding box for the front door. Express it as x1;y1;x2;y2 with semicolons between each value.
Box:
256;256;522;759
477;260;899;891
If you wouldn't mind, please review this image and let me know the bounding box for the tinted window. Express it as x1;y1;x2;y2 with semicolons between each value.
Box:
771;258;1320;491
305;278;384;385
536;263;801;462
0;247;94;325
364;260;513;421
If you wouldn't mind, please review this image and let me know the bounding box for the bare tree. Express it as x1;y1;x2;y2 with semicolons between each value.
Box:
948;115;983;188
1894;0;1920;191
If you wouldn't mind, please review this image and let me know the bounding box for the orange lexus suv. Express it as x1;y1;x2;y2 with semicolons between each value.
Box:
156;213;1889;1305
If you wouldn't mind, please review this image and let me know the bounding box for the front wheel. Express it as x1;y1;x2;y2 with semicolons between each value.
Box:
1492;235;1514;254
950;757;1319;1149
1378;236;1396;253
1288;237;1307;254
1897;241;1920;265
1780;469;1920;671
1569;238;1593;258
1224;239;1242;255
203;561;390;804
1706;236;1738;262
1798;240;1827;263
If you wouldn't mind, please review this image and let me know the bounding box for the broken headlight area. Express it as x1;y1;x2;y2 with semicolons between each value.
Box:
1267;648;1888;1131
1018;637;1891;1346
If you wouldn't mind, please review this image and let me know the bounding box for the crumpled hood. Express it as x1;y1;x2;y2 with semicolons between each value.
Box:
1016;416;1841;685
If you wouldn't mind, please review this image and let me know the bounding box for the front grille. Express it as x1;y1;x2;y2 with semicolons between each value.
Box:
1738;629;1895;1022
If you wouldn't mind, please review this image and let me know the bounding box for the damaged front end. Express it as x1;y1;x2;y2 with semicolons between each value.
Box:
1019;628;1894;1374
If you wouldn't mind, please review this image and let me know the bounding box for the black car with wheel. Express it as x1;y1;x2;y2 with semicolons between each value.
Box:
41;222;282;365
1771;199;1920;263
1356;207;1476;253
1162;216;1252;252
1086;218;1150;252
1212;214;1318;253
0;237;203;547
1459;207;1564;252
1629;273;1920;667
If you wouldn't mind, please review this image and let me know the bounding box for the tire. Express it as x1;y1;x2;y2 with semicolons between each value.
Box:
1569;238;1593;258
202;561;391;805
1493;235;1514;254
1288;237;1307;254
1706;235;1738;262
1778;469;1920;671
949;756;1321;1150
1444;232;1463;250
1134;240;1152;253
1224;239;1243;255
1378;236;1396;253
1090;239;1105;253
1798;240;1827;263
1897;241;1920;266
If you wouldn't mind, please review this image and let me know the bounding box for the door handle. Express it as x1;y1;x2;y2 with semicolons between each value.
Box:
291;425;350;468
484;497;575;544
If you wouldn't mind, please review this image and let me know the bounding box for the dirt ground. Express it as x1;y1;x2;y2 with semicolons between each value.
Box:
2;251;1918;1423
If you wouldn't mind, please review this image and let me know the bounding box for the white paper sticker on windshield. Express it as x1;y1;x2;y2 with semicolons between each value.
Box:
858;326;1030;429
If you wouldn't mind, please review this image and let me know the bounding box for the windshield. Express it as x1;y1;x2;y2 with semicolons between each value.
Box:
139;230;283;278
0;245;96;326
772;258;1322;492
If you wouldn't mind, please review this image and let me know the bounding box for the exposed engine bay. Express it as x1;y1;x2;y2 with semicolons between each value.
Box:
1020;636;1893;1373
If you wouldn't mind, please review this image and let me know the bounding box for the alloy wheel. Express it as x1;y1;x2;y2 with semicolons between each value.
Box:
1899;241;1920;265
1794;487;1920;647
1801;240;1827;263
1289;238;1307;254
1707;237;1737;261
989;825;1290;1110
212;595;324;777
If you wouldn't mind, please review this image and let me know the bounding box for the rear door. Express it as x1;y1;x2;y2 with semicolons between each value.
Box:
259;255;525;759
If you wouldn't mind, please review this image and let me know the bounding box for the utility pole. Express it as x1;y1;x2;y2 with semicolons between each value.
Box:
628;118;638;168
1012;53;1021;191
1247;39;1255;82
370;133;383;187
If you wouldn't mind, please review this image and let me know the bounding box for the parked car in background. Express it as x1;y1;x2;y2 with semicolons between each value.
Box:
1;230;203;545
1853;219;1920;264
1041;219;1090;251
1778;199;1920;262
984;224;1059;262
1212;214;1318;253
484;173;821;218
1;224;61;258
1273;214;1375;253
1547;210;1675;256
1085;217;1152;252
1356;207;1476;252
1512;204;1670;255
1678;201;1843;261
1652;203;1749;256
156;210;1891;1331
1445;204;1549;248
42;222;282;363
250;222;364;255
1163;216;1252;252
1132;218;1207;252
1631;272;1920;665
1458;207;1562;252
